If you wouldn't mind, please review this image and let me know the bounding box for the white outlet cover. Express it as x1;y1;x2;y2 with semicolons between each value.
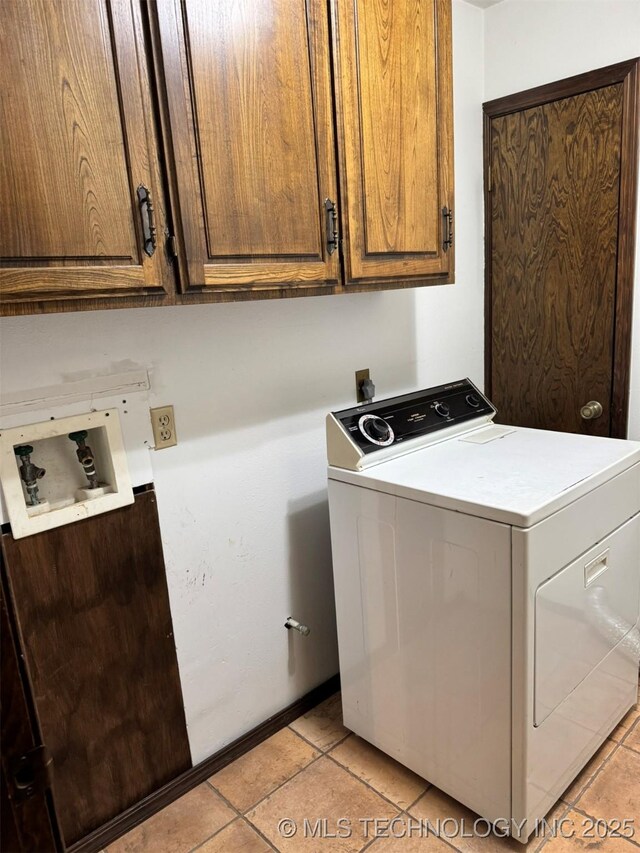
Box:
0;408;133;539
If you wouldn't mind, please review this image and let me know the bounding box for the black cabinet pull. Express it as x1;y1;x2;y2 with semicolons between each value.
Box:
442;206;453;252
137;185;157;257
324;198;339;255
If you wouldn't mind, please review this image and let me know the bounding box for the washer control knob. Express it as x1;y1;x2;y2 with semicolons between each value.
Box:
434;402;450;418
365;417;390;441
358;415;394;446
465;394;481;408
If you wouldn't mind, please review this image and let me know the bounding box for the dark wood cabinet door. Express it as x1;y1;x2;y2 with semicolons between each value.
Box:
1;490;191;846
152;0;340;293
0;0;175;309
332;0;454;286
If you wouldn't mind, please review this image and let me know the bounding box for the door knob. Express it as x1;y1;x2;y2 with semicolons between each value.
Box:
580;401;603;420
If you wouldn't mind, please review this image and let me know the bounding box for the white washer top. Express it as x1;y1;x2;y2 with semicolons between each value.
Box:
328;425;640;527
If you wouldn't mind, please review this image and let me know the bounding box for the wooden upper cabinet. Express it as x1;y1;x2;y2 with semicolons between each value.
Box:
1;0;454;313
0;0;174;309
153;0;341;293
332;0;454;285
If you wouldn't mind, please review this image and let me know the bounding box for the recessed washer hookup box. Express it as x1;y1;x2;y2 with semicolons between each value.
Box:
0;409;133;539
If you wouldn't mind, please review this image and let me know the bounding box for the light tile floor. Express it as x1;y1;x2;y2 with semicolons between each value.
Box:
107;684;640;852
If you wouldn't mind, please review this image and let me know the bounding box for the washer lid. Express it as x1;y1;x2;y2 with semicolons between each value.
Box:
328;426;640;527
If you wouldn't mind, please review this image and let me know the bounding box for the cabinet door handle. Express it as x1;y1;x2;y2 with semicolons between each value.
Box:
137;185;157;257
442;206;453;252
324;198;339;255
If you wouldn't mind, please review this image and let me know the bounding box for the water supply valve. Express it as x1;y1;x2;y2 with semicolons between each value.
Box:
14;445;46;506
68;430;99;489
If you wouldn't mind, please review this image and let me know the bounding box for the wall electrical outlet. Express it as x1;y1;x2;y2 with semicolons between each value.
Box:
150;405;177;449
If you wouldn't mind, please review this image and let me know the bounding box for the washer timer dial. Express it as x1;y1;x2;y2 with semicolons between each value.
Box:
358;414;395;446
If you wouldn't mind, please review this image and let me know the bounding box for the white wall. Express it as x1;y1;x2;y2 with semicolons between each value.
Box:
484;0;640;438
0;0;486;764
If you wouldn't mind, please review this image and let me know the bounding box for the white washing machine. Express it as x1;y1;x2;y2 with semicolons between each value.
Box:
327;379;640;842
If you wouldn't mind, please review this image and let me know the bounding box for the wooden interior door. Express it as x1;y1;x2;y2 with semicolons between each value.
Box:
0;0;174;307
485;61;639;437
332;0;454;286
1;490;191;845
153;0;340;293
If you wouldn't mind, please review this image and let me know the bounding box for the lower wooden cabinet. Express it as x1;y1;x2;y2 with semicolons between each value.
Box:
1;585;62;852
1;489;191;848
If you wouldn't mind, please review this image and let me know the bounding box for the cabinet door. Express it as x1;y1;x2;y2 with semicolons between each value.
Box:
0;0;174;309
1;584;62;852
1;490;191;845
332;0;454;286
153;0;340;293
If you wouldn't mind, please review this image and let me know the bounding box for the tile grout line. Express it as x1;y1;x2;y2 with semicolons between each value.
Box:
204;724;329;818
617;716;640;752
406;784;433;812
396;809;466;853
237;751;325;813
538;699;639;851
121;712;342;853
207;738;418;847
234;815;281;853
535;799;571;853
238;751;330;848
569;803;640;850
197;716;352;847
185;784;242;853
286;721;351;754
288;717;433;824
370;808;496;853
192;781;282;853
555;732;640;850
292;714;500;850
323;748;421;814
561;737;621;808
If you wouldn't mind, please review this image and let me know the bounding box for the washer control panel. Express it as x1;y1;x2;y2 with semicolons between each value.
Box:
331;379;495;458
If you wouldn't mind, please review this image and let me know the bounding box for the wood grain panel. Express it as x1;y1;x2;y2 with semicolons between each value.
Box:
490;85;623;435
0;0;135;260
154;0;339;290
1;491;191;845
0;0;176;305
1;581;62;852
610;60;640;437
185;0;321;257
0;266;151;297
333;0;453;283
358;0;438;253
